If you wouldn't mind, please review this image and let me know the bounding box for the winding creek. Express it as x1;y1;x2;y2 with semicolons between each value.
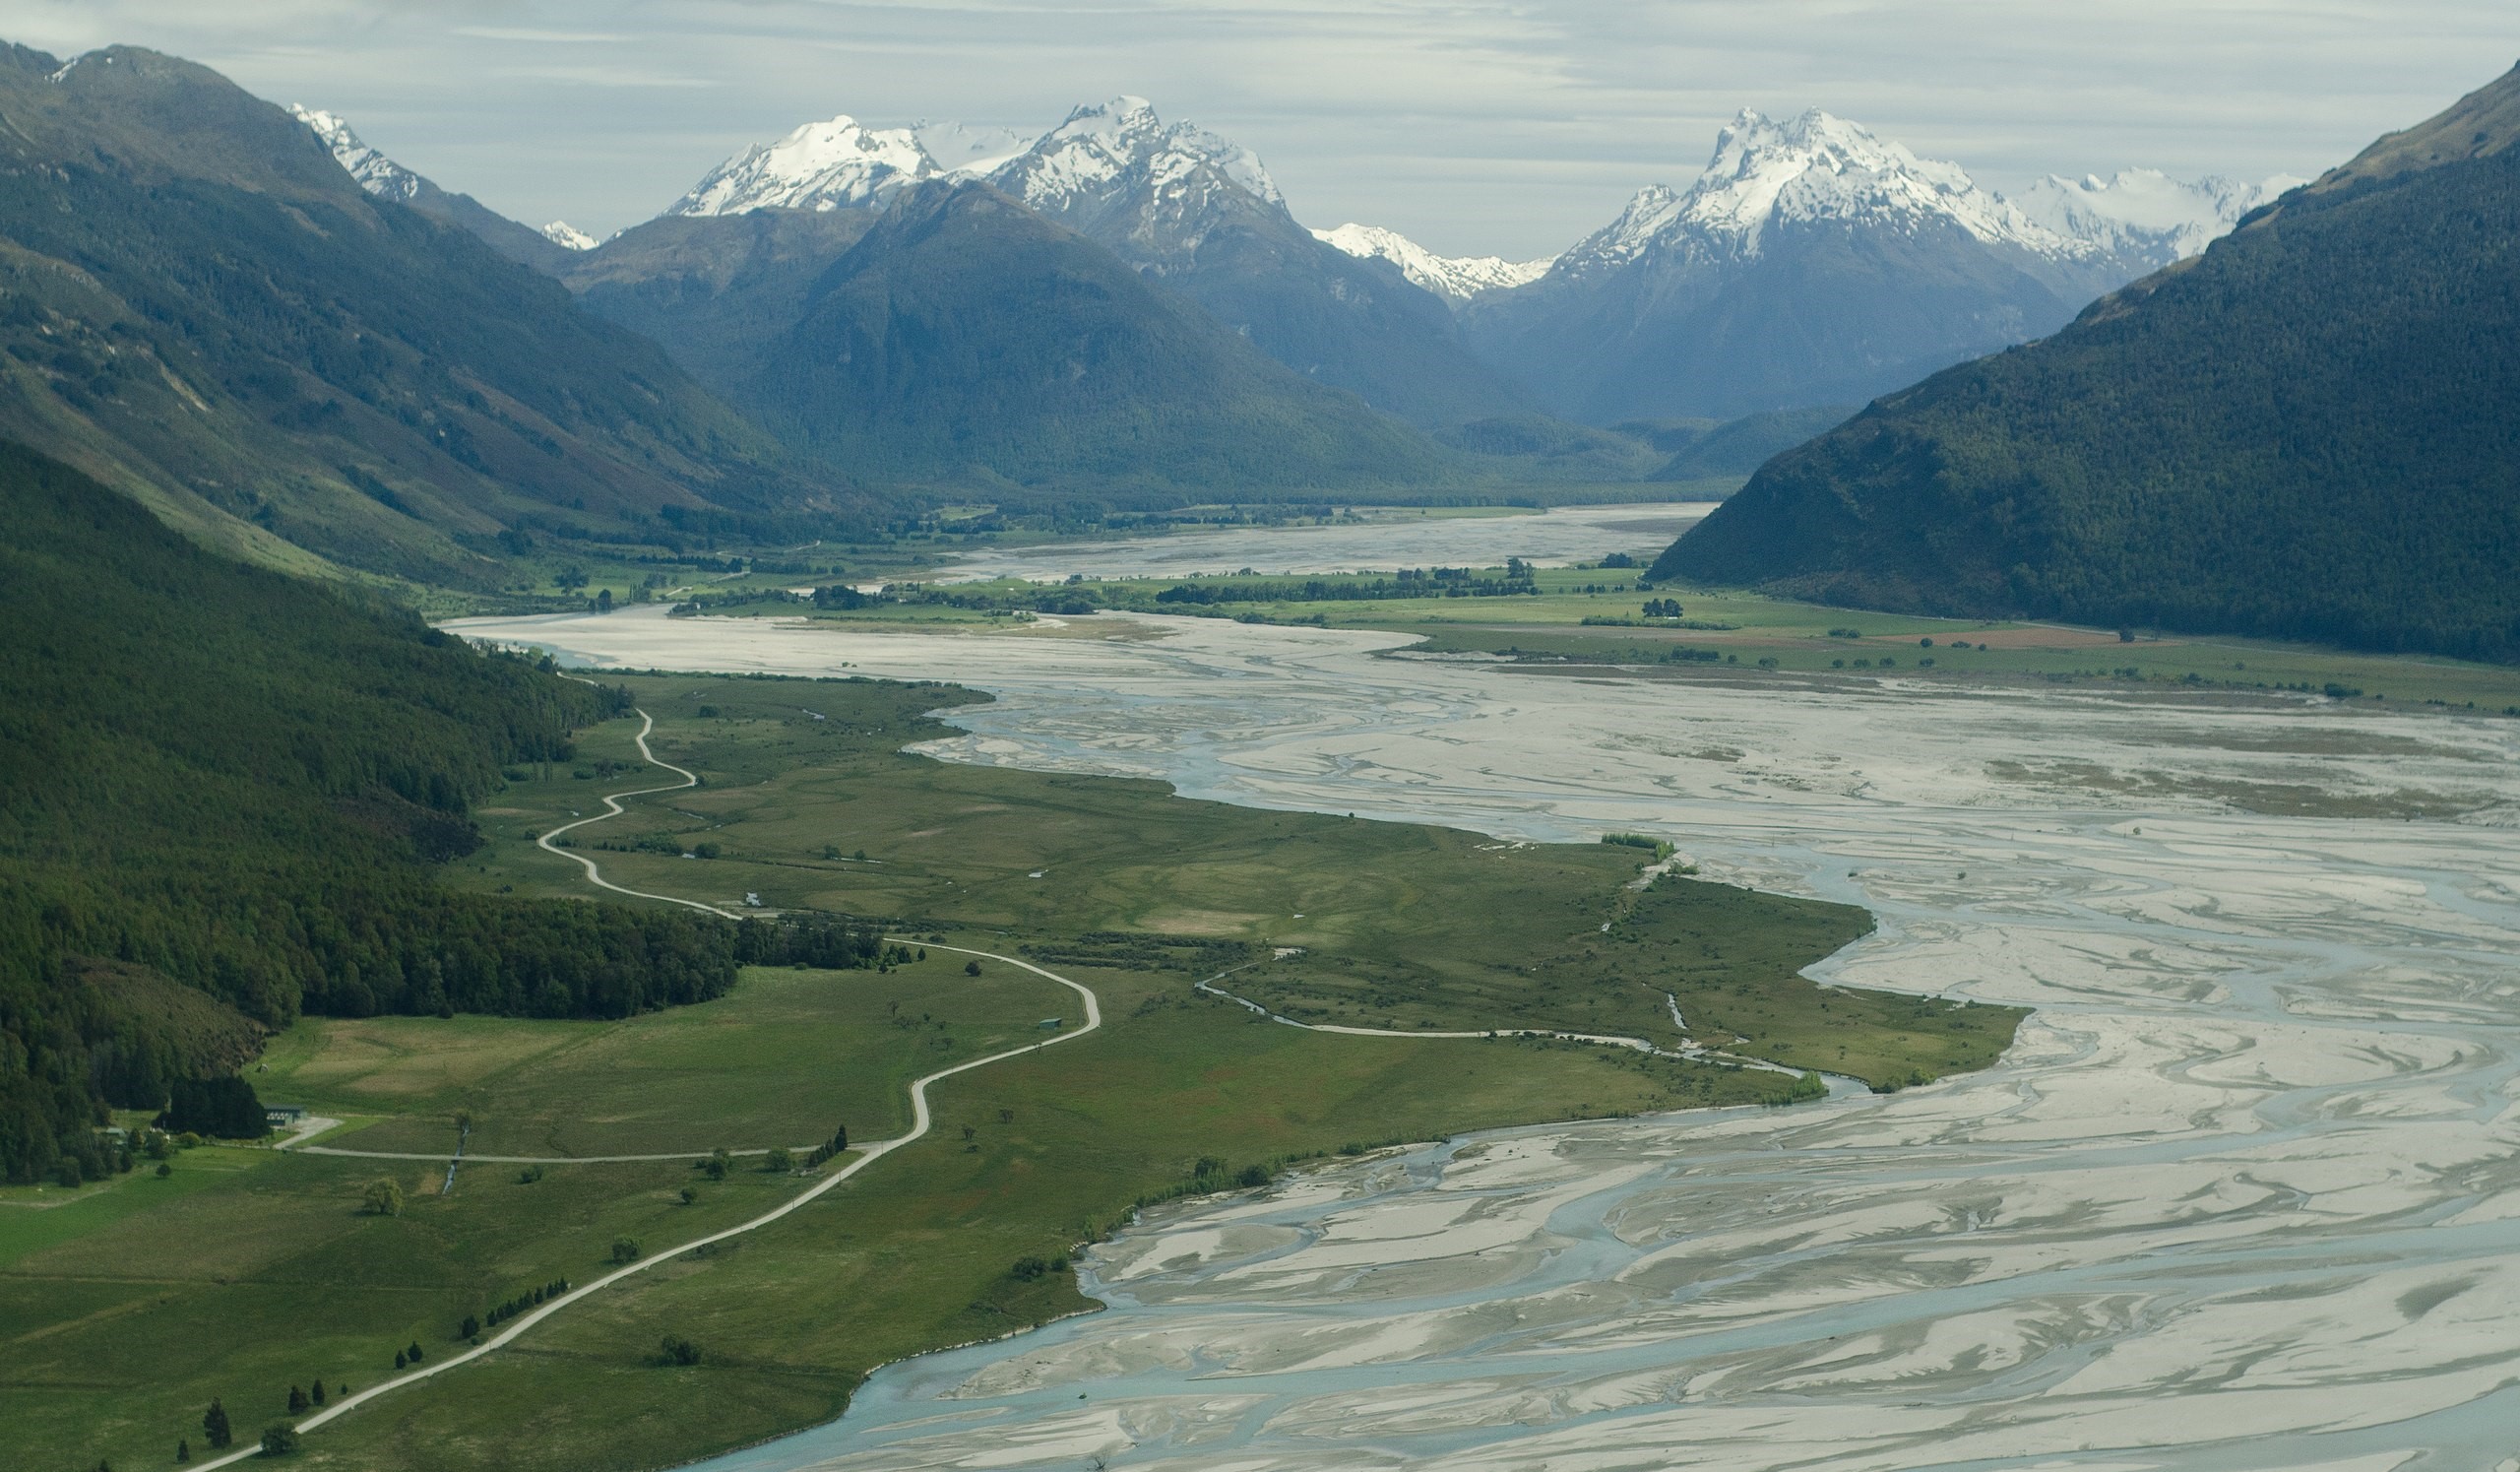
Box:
454;522;2520;1472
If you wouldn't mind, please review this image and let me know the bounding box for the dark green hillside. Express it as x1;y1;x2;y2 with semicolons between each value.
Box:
0;444;738;1183
739;182;1450;489
563;209;880;397
1659;63;2520;660
0;43;844;585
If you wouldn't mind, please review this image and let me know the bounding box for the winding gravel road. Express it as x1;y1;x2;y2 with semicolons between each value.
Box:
188;715;1103;1469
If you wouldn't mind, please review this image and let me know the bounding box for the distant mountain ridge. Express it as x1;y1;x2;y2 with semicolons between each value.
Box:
1463;107;2144;423
1655;62;2520;663
2015;168;2300;271
273;82;2313;494
1309;223;1553;301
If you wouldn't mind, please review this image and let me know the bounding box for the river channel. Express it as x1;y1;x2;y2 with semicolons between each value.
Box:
455;521;2520;1472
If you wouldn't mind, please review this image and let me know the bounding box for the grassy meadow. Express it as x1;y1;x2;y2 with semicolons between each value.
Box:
7;669;2027;1472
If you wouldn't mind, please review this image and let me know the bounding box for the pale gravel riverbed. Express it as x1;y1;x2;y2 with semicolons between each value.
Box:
452;602;2520;1472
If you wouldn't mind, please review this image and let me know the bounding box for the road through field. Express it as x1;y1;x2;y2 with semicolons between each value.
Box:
187;719;1104;1470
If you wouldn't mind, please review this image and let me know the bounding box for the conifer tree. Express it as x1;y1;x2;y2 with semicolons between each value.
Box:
287;1385;308;1415
202;1399;231;1449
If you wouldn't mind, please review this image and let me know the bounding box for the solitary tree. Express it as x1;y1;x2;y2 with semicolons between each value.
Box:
964;960;982;977
176;1437;191;1463
361;1178;404;1217
393;1350;406;1370
202;1398;232;1449
259;1424;299;1455
763;1146;793;1173
404;1341;424;1365
309;1379;326;1407
703;1148;731;1182
287;1385;308;1415
610;1237;643;1265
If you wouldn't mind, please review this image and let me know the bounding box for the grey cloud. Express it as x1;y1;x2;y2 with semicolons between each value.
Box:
7;1;2513;255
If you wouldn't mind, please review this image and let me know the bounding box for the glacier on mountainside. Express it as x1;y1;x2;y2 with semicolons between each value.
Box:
1311;223;1553;301
2015;167;2306;269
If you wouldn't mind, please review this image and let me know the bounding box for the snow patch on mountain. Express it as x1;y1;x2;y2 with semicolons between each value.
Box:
539;221;599;251
1312;224;1552;300
992;96;1282;218
914;120;1036;178
2016;167;2306;267
287;103;424;203
670;115;939;215
668;114;1045;217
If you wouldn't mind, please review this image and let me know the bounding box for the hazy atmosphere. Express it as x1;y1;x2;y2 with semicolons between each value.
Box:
13;0;2517;252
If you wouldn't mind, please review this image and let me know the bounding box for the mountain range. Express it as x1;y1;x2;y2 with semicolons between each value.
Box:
1656;62;2520;661
298;88;2285;457
3;32;2362;590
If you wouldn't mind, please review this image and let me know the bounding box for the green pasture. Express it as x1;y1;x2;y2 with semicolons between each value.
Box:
14;669;2024;1472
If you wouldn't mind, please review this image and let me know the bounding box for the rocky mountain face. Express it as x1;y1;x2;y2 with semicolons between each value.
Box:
1655;63;2520;662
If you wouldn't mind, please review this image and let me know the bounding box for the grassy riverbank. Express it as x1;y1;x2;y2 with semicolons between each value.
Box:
9;671;2023;1472
766;566;2520;714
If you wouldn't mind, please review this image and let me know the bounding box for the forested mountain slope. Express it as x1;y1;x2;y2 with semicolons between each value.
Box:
731;182;1451;490
1656;64;2520;661
0;44;842;587
0;443;738;1184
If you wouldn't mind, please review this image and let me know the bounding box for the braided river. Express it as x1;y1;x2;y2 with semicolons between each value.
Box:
457;518;2520;1472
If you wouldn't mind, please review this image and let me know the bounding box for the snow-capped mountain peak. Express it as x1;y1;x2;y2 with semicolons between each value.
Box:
2015;167;2305;268
1311;224;1552;301
1560;107;2083;280
287;103;424;203
539;221;599;251
671;114;939;216
992;96;1283;219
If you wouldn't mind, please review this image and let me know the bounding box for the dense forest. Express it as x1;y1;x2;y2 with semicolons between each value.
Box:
0;443;741;1184
1659;64;2520;662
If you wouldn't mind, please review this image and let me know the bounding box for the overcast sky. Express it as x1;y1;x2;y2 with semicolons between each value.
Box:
12;1;2517;257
